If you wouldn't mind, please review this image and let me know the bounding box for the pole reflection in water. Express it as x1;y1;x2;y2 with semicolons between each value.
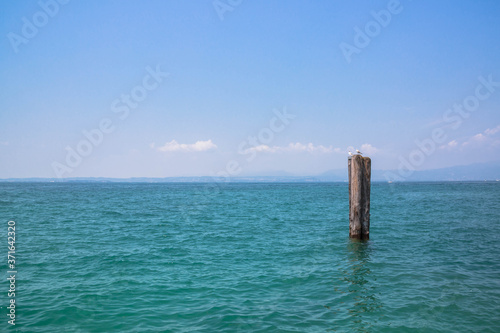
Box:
331;239;382;332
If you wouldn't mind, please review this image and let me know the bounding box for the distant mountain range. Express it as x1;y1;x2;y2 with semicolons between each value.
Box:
317;160;500;182
1;161;499;182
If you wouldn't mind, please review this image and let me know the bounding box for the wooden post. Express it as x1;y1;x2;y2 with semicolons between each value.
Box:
348;155;371;240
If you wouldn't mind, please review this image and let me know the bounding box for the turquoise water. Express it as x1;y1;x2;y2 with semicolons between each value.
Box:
1;182;500;332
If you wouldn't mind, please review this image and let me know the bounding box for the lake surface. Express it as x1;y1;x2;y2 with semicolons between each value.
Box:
1;182;499;332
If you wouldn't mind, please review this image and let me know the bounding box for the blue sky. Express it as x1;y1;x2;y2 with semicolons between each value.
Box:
1;0;499;178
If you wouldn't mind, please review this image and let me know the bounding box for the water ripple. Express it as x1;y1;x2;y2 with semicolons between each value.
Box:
0;182;499;331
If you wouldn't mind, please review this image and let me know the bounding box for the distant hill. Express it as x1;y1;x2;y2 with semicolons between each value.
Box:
317;161;500;182
380;161;500;182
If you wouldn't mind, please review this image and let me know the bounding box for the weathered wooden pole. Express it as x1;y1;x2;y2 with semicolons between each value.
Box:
348;155;371;240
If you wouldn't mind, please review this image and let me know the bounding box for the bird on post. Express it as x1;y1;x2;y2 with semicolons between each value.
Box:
356;149;363;155
348;151;353;157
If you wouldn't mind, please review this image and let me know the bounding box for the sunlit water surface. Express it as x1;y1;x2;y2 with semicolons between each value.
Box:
1;182;499;332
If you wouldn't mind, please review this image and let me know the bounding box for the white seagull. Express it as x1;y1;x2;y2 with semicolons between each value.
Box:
356;149;363;155
348;151;353;157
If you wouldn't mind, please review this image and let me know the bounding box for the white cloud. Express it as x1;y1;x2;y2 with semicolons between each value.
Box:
242;142;380;156
0;141;8;146
458;125;500;148
359;143;378;155
485;124;500;136
286;142;336;153
472;133;486;142
462;132;494;147
243;142;340;154
155;139;217;152
246;144;278;153
439;140;458;150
